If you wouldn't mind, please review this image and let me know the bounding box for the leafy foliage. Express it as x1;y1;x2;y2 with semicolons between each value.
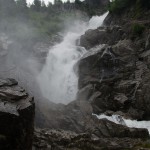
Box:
108;0;134;13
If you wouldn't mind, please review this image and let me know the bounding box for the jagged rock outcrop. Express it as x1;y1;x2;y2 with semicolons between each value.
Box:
33;9;150;150
145;32;150;50
33;5;150;150
0;78;35;150
35;98;96;133
78;22;150;120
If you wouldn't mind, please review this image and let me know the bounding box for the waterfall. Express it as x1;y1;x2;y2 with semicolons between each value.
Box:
37;12;108;104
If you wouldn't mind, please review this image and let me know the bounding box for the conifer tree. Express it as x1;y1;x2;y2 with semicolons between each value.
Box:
16;0;27;13
41;0;47;12
33;0;41;11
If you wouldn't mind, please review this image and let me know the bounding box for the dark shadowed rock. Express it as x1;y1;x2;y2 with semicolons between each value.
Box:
112;39;135;61
77;84;94;101
78;36;150;119
0;78;18;87
0;78;35;150
145;32;150;50
80;26;125;49
113;93;129;108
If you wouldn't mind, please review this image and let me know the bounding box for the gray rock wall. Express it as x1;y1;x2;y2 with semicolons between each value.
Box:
0;78;35;150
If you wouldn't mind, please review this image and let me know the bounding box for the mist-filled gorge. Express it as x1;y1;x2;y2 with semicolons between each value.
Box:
37;12;108;104
0;0;150;150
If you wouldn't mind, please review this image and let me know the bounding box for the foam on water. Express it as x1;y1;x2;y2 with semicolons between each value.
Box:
94;114;150;134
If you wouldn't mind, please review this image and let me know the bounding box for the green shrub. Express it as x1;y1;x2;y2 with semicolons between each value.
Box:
131;23;145;36
108;0;149;14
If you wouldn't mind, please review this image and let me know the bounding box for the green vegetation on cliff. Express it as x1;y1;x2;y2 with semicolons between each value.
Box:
0;0;79;42
108;0;150;14
0;0;108;43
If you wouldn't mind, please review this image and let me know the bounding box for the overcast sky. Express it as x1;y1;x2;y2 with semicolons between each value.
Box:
27;0;73;5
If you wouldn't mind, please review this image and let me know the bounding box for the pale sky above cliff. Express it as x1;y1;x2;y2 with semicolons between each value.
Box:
27;0;73;5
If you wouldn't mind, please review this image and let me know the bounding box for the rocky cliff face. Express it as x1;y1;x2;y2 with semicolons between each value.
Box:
79;8;150;120
0;78;35;150
32;7;150;150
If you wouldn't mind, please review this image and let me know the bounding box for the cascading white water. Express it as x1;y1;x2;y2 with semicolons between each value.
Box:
37;12;108;104
94;114;150;134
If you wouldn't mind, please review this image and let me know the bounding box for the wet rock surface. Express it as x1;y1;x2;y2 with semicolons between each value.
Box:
80;26;125;49
78;24;150;120
0;78;35;150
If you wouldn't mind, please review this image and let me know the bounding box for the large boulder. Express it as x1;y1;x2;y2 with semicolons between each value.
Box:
112;40;136;61
0;78;35;150
77;38;150;119
80;26;125;49
134;71;150;119
78;44;119;89
37;99;94;133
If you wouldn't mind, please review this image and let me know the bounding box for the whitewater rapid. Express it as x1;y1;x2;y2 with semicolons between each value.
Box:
94;114;150;134
37;12;108;104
